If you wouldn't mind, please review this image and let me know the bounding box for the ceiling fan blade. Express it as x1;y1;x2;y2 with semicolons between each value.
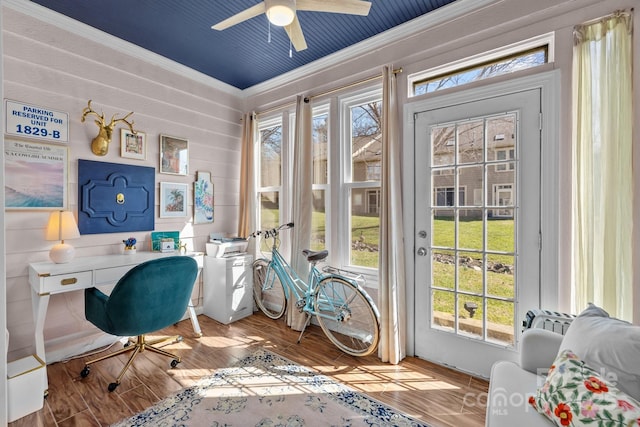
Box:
212;2;266;31
296;0;371;16
284;15;308;51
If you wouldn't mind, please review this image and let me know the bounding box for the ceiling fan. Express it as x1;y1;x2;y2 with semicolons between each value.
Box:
211;0;372;52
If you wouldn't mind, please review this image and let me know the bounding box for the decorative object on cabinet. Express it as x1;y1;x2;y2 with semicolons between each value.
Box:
4;140;68;209
80;256;199;392
78;159;155;234
122;237;137;254
160;182;188;218
120;128;146;160
81;99;136;156
194;171;214;224
45;210;81;263
150;231;180;251
160;134;188;175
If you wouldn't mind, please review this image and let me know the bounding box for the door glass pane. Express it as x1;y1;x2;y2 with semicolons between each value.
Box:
350;188;379;268
487;298;515;345
458;251;482;293
457;120;484;165
429;112;518;347
459;211;483;251
432;289;455;332
260;125;282;187
432;249;455;290
458;294;484;339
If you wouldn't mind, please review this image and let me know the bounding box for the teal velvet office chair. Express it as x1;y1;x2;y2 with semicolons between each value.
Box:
79;256;199;392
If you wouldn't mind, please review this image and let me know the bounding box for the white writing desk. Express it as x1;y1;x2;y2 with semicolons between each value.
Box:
28;252;204;369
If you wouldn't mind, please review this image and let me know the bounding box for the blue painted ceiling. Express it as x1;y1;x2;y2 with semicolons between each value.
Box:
30;0;458;90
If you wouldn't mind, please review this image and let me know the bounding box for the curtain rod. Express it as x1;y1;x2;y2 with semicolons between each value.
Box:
255;68;402;118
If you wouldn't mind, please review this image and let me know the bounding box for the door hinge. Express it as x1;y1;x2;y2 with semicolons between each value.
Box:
538;113;543;130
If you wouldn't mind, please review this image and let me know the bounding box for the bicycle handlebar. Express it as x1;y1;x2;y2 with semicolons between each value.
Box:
249;222;294;239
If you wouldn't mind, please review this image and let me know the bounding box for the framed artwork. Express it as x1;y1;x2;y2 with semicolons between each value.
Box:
120;129;146;160
4;140;68;209
160;134;188;175
194;171;214;224
160;182;188;218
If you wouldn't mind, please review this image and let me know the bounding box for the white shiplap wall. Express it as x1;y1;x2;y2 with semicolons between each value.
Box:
3;6;244;361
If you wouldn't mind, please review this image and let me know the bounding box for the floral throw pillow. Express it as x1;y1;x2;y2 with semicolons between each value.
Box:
529;349;640;426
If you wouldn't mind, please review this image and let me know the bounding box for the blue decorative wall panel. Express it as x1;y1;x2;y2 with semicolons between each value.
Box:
78;159;155;234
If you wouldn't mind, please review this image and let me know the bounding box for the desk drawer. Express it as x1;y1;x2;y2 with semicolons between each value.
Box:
42;271;93;294
95;265;136;286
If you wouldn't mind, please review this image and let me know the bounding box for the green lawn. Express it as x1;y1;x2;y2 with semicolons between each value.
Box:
262;207;516;325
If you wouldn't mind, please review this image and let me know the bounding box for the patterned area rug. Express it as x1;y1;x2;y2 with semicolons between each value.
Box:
112;349;429;427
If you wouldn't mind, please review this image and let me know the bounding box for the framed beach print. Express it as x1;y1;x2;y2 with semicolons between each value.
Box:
121;129;146;160
160;182;188;218
160;134;188;175
5;140;68;209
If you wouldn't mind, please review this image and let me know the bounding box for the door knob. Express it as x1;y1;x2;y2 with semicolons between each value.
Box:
417;247;427;256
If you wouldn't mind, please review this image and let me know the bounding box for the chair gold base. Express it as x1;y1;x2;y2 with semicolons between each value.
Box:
81;334;182;392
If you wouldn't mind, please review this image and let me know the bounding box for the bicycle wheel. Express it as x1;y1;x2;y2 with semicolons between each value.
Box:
313;276;380;356
253;258;287;319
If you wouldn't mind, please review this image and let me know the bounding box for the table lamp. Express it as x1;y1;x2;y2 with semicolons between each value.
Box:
46;210;81;263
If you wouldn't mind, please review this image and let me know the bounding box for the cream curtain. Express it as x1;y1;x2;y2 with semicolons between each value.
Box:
238;112;256;239
572;11;633;320
289;95;313;330
378;65;406;363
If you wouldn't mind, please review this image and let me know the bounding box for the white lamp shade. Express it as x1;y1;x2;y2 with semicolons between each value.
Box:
46;211;80;241
266;0;295;26
46;211;80;263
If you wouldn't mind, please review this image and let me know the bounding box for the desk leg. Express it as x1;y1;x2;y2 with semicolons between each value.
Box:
30;290;50;392
188;303;202;337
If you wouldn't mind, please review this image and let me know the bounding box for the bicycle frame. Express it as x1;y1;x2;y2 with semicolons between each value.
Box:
260;236;364;322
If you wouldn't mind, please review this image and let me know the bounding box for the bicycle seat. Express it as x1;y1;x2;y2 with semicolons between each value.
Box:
302;249;328;262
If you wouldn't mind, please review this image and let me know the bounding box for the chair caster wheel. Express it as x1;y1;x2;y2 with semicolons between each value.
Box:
80;366;90;378
108;382;119;392
176;335;183;342
171;359;180;368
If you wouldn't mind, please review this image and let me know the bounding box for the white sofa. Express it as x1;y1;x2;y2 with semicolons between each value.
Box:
486;304;640;426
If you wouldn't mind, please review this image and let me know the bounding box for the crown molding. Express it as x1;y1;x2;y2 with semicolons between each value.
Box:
3;0;243;97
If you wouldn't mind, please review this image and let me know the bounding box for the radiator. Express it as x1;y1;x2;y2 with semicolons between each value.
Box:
522;309;576;335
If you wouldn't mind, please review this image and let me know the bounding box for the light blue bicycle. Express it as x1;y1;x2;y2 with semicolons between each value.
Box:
250;223;380;356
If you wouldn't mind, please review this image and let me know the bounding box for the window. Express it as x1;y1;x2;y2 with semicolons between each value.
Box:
343;92;382;271
409;34;554;97
495;148;515;171
311;108;329;250
434;187;465;207
257;118;283;230
255;89;383;286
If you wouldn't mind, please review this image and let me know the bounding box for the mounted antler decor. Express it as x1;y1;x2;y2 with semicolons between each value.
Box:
81;100;136;156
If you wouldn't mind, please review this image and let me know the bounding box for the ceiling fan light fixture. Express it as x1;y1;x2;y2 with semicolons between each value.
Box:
266;0;295;27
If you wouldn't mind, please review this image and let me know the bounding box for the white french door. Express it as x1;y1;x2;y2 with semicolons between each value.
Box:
413;88;542;378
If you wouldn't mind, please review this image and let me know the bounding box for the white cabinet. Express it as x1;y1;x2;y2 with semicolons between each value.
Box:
203;254;253;324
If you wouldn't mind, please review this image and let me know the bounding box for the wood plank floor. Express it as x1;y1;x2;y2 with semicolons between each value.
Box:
10;313;488;426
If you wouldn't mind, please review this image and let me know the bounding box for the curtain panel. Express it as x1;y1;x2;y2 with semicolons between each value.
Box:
289;95;313;330
378;65;407;363
571;11;633;320
238;112;256;240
